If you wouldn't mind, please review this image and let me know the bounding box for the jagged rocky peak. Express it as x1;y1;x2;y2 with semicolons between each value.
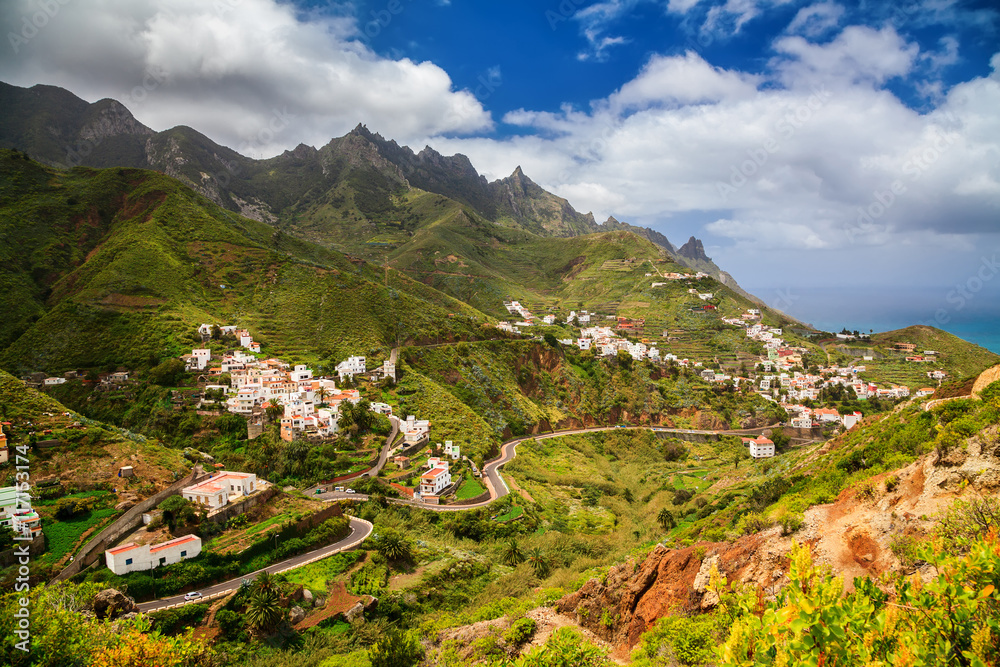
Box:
283;143;318;159
678;236;710;262
79;98;153;141
415;145;480;176
349;122;381;141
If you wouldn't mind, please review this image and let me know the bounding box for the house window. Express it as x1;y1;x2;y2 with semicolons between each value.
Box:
180;550;187;557
159;557;166;566
125;558;133;565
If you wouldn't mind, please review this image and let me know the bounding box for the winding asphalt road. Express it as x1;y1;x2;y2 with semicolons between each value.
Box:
136;516;373;613
136;422;783;609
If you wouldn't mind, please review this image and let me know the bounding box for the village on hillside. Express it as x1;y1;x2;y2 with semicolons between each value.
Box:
2;289;955;566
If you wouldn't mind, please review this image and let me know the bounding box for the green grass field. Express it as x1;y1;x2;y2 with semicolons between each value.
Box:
37;507;119;565
281;550;363;595
456;476;486;500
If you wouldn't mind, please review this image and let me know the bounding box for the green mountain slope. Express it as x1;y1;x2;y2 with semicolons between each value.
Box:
0;81;748;288
0;150;489;374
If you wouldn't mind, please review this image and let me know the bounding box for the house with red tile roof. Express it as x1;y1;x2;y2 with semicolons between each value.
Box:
741;435;775;458
105;534;202;575
420;467;451;497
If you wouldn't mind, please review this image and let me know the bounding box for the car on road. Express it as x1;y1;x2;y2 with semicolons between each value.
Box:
345;488;355;494
184;591;202;601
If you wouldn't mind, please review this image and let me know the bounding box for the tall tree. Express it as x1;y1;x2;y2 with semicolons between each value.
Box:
501;538;526;567
657;508;676;531
528;547;550;579
245;588;284;637
265;398;284;423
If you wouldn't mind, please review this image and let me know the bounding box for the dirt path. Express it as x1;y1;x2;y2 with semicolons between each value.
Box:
294;581;365;631
506;476;536;504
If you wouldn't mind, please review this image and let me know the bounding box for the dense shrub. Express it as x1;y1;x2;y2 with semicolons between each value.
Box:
505;617;537;646
149;603;208;635
672;488;695;506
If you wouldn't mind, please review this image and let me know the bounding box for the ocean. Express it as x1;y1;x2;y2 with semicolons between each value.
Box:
751;286;1000;354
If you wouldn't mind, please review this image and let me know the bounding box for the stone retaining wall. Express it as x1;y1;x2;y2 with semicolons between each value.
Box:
52;467;208;581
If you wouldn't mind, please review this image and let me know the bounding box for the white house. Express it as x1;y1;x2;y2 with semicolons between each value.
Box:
336;356;367;381
841;411;863;429
370;402;393;416
182;471;258;510
43;377;66;386
444;440;460;460
382;360;396;382
426;456;449;470
813;408;841;423
403;415;431;444
0;486;40;536
542;315;556;325
790;415;812;428
420;467;451;497
191;349;211;371
105;534;202;575
745;436;775;458
288;364;313;383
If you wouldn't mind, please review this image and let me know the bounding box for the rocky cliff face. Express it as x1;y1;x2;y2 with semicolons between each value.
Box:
78;99;154;142
553;430;1000;654
677;236;710;263
554;533;786;650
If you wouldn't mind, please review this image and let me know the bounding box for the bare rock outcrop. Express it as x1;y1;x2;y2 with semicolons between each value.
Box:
555;534;776;650
92;588;139;620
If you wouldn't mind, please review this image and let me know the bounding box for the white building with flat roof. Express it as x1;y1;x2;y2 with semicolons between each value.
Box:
105;534;202;575
191;349;211;370
0;486;35;533
182;471;258;510
336;356;366;381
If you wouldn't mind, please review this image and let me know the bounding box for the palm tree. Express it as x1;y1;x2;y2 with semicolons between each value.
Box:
253;571;281;596
501;538;526;567
245;587;285;637
376;532;413;562
527;547;550;579
316;385;328;407
265;397;283;423
657;508;675;531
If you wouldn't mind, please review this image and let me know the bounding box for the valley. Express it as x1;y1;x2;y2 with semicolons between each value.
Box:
0;90;998;667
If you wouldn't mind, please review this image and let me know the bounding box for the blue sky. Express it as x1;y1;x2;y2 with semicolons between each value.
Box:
1;0;998;343
347;0;998;132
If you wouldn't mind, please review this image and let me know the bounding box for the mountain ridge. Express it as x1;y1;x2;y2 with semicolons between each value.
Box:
0;80;753;297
